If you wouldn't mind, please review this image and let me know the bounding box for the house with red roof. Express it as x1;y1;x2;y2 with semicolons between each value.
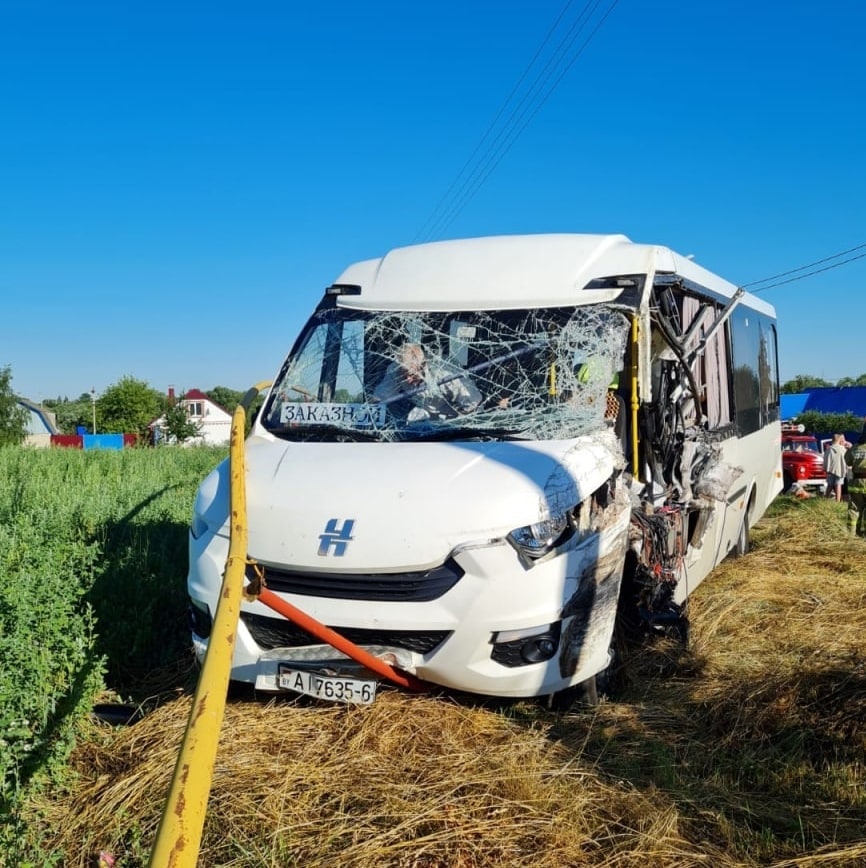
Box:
149;388;232;445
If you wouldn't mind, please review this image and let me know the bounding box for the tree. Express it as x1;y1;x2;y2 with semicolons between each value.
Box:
780;374;833;394
97;376;165;437
162;392;204;444
796;410;864;436
0;365;28;447
836;373;866;387
43;393;96;434
205;386;244;414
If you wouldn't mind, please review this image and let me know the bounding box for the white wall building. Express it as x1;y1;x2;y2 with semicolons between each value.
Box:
150;388;232;446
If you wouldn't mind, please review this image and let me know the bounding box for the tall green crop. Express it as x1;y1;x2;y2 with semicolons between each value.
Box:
0;444;226;816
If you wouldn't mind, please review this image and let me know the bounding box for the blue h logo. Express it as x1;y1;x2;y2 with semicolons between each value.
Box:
317;518;355;556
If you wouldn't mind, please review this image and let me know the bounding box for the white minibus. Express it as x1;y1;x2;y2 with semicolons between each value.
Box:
187;233;781;707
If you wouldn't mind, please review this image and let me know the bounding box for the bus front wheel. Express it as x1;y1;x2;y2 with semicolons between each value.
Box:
545;675;599;712
732;513;750;558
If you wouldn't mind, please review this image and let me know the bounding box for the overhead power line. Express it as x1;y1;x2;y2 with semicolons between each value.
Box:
415;0;621;244
744;242;866;294
413;0;579;245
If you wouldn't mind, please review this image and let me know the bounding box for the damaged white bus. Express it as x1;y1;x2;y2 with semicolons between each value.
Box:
187;234;782;707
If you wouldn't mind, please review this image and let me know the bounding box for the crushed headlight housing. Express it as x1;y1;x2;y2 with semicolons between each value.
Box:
507;511;571;563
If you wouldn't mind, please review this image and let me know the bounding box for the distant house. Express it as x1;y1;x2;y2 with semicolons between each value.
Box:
15;397;59;447
149;388;232;446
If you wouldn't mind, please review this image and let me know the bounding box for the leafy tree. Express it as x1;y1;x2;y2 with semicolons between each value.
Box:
0;365;28;447
780;374;833;394
205;386;244;414
163;392;204;444
836;373;866;387
43;393;97;434
97;376;165;437
795;410;864;436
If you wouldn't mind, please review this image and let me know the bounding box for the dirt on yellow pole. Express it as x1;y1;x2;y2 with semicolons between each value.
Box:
148;405;248;868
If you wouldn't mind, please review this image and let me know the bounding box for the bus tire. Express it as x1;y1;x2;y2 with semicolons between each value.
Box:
732;513;750;558
546;675;599;712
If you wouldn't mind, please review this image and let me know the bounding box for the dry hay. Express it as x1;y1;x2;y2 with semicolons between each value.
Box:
39;691;739;868
686;498;866;751
612;498;866;864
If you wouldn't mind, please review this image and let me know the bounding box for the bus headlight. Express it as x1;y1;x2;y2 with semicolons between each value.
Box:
507;511;571;562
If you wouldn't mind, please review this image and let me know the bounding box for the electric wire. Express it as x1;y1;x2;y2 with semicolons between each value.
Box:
413;0;579;244
423;0;619;241
743;241;866;293
415;6;863;298
416;0;621;243
428;0;620;241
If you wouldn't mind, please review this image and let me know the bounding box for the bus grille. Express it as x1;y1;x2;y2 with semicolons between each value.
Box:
240;611;450;655
246;559;464;602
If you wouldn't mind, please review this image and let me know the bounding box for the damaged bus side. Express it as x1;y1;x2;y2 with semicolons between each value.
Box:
187;234;781;707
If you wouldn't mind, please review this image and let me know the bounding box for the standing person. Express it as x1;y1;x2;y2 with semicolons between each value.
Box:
844;427;866;536
823;433;848;502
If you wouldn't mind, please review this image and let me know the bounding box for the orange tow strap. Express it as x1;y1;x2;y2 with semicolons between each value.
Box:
254;585;429;693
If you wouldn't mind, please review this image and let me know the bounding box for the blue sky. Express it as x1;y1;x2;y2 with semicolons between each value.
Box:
3;1;865;402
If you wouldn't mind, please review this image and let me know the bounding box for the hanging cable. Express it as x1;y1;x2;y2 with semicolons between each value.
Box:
416;0;621;243
743;241;866;291
745;246;866;294
413;0;579;243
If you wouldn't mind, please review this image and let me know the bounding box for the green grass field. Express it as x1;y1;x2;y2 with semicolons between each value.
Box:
0;445;226;863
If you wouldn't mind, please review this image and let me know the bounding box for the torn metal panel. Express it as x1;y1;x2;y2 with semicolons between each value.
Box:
623;283;747;625
558;481;632;679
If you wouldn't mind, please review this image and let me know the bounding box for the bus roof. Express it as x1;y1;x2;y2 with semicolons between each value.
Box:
332;233;776;317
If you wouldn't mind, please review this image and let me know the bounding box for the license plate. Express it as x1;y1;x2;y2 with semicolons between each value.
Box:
277;667;377;705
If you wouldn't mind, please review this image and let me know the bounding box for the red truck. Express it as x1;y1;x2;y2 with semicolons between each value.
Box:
781;428;827;493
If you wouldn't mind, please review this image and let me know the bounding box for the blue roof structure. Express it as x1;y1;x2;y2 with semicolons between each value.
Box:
798;386;866;418
780;393;809;420
16;397;59;435
782;387;866;443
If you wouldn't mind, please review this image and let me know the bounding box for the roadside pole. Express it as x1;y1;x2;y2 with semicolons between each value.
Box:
147;404;248;868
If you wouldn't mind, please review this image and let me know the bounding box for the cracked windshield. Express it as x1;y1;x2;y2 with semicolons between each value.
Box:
262;305;630;442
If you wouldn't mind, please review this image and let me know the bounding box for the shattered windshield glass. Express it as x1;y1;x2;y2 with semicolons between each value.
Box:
261;305;630;443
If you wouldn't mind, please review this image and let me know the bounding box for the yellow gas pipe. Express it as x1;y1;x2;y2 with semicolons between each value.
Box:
148;381;428;866
147;402;249;868
630;314;640;481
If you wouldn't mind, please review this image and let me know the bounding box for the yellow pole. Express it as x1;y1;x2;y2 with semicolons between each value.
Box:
148;404;248;868
241;380;272;412
630;315;640;481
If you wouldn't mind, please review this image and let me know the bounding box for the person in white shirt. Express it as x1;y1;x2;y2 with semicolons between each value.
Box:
373;343;482;423
823;432;850;502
